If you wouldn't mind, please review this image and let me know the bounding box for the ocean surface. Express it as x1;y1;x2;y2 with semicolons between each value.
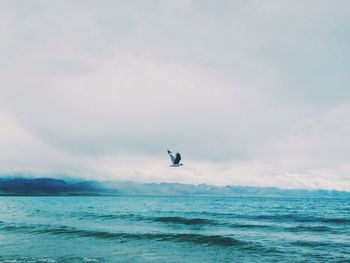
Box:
0;196;349;262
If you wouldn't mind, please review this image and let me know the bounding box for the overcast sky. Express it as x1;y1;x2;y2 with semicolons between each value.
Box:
1;0;350;190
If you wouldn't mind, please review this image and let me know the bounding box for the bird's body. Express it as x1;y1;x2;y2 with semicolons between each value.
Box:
167;149;183;167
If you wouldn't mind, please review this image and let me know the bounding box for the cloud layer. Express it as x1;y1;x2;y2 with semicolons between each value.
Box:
1;0;350;190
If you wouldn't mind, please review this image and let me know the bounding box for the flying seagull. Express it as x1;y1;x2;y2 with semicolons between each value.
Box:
167;149;183;167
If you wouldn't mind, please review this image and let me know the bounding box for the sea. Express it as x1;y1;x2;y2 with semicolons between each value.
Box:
0;196;349;262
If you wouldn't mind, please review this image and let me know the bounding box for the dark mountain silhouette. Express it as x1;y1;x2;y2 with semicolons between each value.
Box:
0;177;108;195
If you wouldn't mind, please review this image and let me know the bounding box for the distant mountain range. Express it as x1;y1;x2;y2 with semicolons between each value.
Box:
0;177;107;196
0;177;349;197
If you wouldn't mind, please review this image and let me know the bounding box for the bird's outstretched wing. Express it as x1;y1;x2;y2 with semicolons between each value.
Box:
174;152;181;164
167;150;176;164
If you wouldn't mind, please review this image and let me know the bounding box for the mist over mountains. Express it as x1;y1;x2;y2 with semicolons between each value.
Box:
0;177;349;198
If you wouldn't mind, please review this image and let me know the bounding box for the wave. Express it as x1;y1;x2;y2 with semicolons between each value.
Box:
241;214;350;225
151;216;276;231
79;212;147;221
321;218;350;224
292;240;350;248
0;222;243;247
0;222;34;232
76;212;220;227
192;211;350;225
229;223;272;229
153;216;215;226
286;225;335;233
77;212;217;227
75;210;350;228
75;212;275;229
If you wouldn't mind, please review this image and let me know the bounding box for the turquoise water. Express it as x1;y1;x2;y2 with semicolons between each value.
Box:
0;196;349;262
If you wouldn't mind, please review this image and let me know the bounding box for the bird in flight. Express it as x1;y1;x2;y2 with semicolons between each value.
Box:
167;149;183;167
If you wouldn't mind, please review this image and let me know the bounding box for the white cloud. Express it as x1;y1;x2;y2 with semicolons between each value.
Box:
0;0;350;190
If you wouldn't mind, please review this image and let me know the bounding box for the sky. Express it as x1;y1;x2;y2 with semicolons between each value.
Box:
0;0;350;190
